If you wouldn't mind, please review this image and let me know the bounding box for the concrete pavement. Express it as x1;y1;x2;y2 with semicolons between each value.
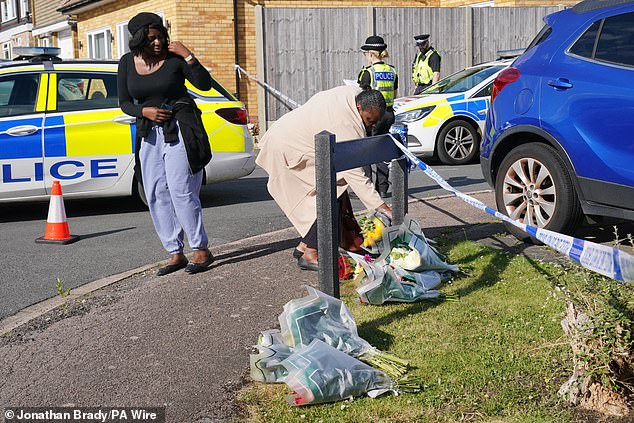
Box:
0;191;630;422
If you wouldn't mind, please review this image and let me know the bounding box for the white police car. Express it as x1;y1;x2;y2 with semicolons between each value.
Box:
393;58;513;165
0;47;255;204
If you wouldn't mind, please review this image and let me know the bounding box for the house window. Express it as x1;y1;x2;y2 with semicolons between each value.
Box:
40;37;50;47
19;0;27;18
87;28;112;59
2;42;11;59
116;12;164;58
116;22;130;57
1;0;17;22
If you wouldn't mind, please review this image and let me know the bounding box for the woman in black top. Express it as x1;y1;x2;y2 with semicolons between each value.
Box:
117;12;215;275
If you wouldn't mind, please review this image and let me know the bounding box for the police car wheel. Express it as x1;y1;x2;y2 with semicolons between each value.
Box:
494;143;583;244
133;177;149;208
436;120;479;165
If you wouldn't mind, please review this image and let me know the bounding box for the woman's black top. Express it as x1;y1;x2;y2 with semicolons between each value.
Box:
117;52;214;175
117;52;213;118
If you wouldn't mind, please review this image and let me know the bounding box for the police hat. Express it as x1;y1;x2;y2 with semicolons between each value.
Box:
361;36;387;51
128;12;164;35
414;34;431;44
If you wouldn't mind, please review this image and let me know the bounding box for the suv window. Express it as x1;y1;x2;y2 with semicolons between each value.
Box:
569;12;634;67
570;21;601;58
526;25;552;51
57;72;119;112
595;12;634;67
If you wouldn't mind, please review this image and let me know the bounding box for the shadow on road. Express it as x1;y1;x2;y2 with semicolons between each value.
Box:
407;175;487;197
211;237;299;268
0;177;273;223
77;227;137;241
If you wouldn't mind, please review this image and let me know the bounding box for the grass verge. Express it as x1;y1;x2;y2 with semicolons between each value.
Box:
237;239;630;422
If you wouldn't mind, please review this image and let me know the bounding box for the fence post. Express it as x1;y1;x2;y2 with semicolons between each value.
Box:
315;131;340;298
366;6;376;36
465;7;473;68
255;5;267;131
391;157;408;226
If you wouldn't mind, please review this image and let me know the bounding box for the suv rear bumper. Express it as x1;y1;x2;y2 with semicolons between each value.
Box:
480;155;494;187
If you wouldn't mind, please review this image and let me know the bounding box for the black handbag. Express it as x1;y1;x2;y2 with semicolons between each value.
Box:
338;191;363;252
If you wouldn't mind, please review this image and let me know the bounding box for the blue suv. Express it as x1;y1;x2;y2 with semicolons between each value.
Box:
480;0;634;242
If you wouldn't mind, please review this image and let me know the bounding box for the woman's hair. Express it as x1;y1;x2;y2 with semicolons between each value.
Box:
366;49;390;60
129;23;170;55
355;89;386;114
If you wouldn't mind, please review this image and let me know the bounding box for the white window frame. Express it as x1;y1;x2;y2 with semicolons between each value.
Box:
115;12;165;58
116;21;130;58
2;42;11;59
1;0;17;22
19;0;27;18
40;36;49;47
87;27;112;59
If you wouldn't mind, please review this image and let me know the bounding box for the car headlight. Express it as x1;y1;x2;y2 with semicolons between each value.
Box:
395;106;435;123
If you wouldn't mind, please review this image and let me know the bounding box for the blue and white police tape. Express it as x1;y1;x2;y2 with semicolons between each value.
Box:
389;134;634;283
235;65;301;109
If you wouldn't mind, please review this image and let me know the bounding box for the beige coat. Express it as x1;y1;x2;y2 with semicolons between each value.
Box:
256;85;384;237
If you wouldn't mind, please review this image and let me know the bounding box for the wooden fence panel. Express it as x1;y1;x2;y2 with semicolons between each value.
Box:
263;8;369;120
262;6;565;122
376;7;467;97
471;7;561;64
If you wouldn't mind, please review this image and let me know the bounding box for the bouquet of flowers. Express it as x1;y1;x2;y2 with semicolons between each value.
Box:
359;211;391;255
377;216;459;275
278;286;410;379
355;255;452;305
250;329;293;383
346;216;459;305
250;288;424;406
338;255;356;281
282;340;395;405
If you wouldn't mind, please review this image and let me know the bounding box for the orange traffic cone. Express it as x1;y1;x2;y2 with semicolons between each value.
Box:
35;181;80;244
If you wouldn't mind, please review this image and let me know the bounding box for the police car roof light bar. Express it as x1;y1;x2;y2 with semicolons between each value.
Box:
12;46;62;63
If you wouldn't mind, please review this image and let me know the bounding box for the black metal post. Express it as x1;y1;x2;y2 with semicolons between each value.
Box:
315;131;340;298
314;131;410;298
391;157;408;225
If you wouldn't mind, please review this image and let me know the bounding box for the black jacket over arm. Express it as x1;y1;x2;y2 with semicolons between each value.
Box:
117;53;213;175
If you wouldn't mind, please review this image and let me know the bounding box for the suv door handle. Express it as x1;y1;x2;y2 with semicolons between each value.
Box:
112;115;136;124
6;125;39;136
548;78;573;90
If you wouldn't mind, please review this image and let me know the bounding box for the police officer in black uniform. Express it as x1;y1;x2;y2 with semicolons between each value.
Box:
412;34;441;95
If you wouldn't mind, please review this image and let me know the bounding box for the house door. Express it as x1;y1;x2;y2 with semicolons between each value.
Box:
58;29;73;59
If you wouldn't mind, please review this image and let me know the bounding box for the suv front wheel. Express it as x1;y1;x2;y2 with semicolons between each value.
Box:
494;143;583;243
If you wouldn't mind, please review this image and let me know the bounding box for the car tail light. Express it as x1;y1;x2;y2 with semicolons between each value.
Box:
215;107;248;125
491;67;521;102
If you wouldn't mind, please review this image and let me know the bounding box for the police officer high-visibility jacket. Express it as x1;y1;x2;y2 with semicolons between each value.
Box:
412;48;441;86
357;62;398;107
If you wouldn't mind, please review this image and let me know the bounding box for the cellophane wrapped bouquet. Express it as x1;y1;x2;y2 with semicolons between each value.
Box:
352;215;459;305
249;287;422;405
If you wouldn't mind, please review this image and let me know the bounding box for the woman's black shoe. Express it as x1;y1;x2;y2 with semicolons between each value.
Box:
292;248;304;259
297;257;318;271
157;258;188;276
184;254;215;274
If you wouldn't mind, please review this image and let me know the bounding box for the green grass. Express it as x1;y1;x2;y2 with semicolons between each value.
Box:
238;240;579;422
